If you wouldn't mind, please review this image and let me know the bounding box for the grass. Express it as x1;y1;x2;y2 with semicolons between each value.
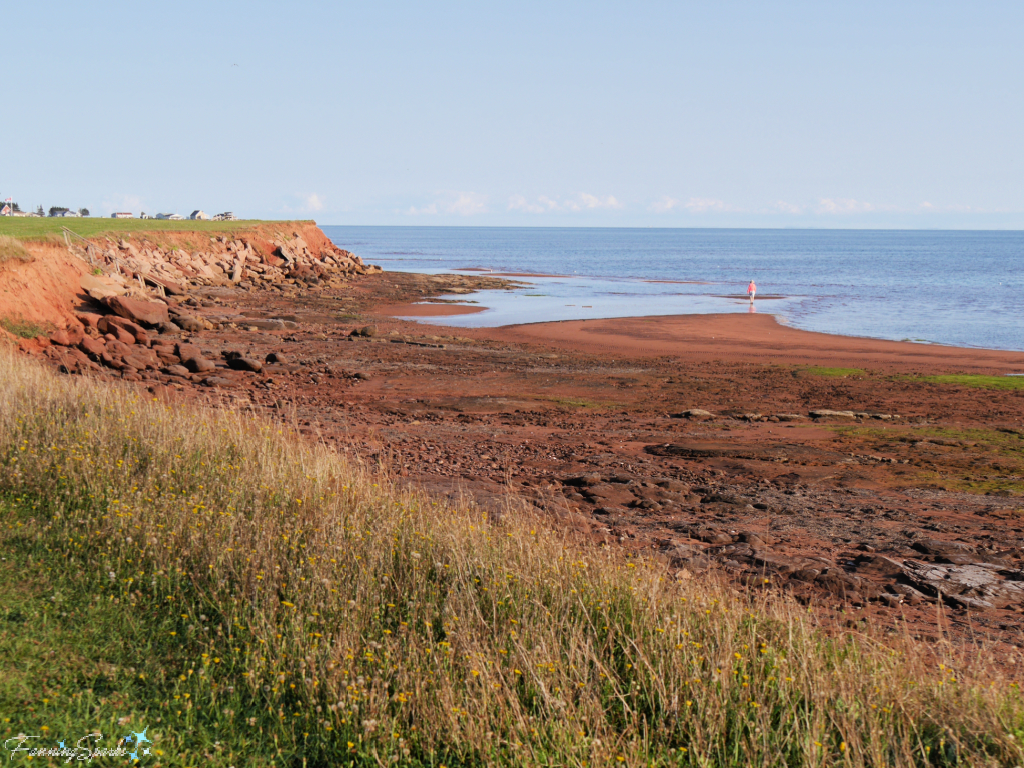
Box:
0;218;309;242
914;374;1024;391
1;350;1023;767
0;316;47;339
0;235;32;266
831;424;1024;497
801;366;866;378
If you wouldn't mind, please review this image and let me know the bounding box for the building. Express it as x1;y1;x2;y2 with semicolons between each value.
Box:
155;213;184;220
110;212;134;219
212;212;237;221
54;210;80;217
0;205;10;216
189;210;210;221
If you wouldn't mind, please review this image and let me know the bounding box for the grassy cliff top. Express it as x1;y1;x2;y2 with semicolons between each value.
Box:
0;217;312;241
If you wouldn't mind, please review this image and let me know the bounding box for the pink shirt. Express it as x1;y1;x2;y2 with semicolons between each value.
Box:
747;282;757;294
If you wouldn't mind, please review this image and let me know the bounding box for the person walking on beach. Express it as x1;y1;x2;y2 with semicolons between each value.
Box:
747;280;757;303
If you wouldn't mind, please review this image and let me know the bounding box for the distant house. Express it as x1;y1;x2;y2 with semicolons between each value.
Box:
56;210;81;217
189;210;210;221
212;212;237;221
0;205;10;216
155;213;184;221
111;212;134;219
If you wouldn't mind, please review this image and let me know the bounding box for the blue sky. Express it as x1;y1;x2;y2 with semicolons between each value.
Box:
3;1;1023;228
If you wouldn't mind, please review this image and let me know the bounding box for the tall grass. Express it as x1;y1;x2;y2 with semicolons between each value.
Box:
0;234;32;265
0;348;1022;766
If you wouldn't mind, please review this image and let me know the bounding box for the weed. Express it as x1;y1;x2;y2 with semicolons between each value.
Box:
0;235;32;266
0;351;1021;766
915;374;1024;391
802;366;866;378
0;316;46;339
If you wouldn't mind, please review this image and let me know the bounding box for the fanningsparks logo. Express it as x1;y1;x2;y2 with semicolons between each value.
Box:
4;728;153;763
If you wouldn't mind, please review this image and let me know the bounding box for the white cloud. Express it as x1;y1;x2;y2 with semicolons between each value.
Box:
578;193;622;210
773;200;803;214
919;201;934;210
447;192;488;216
508;193;622;213
408;192;488;216
304;193;324;212
683;197;728;214
649;196;680;213
101;194;144;216
817;198;875;214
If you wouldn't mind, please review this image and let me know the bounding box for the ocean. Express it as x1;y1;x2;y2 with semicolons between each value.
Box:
322;226;1024;352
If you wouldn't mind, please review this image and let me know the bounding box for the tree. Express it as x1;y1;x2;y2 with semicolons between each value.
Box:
48;206;69;217
78;208;90;217
10;202;20;213
35;205;44;217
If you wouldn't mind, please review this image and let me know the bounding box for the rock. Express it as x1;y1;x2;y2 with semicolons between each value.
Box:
50;327;84;347
358;325;378;338
106;340;133;358
172;314;205;332
175;343;204;363
164;365;190;377
564;474;603;488
791;568;822;582
123;351;157;371
655;478;689;493
354;371;371;380
775;413;807;421
75;312;104;329
201;376;232;388
244;319;289;331
853;554;904;578
266;352;289;364
900;560;1024;609
79;274;125;300
808;409;858;419
912;539;976;556
185;357;216;373
227;357;263;372
79;337;106;358
102;296;169;327
157;321;181;335
671;408;715;420
100;316;149;345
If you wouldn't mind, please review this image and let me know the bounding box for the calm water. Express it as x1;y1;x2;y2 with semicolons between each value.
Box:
322;226;1024;351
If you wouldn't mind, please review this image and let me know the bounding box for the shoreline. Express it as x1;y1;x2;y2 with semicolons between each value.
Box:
375;298;1024;373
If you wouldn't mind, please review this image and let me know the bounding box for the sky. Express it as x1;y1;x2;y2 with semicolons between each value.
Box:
2;1;1023;228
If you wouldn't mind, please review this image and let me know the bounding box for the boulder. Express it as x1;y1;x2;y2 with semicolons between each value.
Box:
266;352;289;364
102;296;170;327
79;337;106;358
75;312;104;330
202;376;232;388
227;357;263;373
185;357;216;373
80;274;125;301
164;365;190;377
672;408;715;420
175;343;204;363
50;327;84;347
99;316;149;345
912;539;976;556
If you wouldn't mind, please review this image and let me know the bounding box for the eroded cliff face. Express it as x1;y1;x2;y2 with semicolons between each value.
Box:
0;221;379;347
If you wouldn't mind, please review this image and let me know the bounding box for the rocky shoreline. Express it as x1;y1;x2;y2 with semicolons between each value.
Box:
4;237;1024;657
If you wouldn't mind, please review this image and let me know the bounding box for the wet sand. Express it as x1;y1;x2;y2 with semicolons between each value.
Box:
485;313;1024;375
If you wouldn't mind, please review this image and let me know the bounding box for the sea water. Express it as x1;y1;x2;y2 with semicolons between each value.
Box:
322;226;1024;351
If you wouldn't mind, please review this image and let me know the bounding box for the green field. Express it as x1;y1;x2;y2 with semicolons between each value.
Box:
0;218;308;241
